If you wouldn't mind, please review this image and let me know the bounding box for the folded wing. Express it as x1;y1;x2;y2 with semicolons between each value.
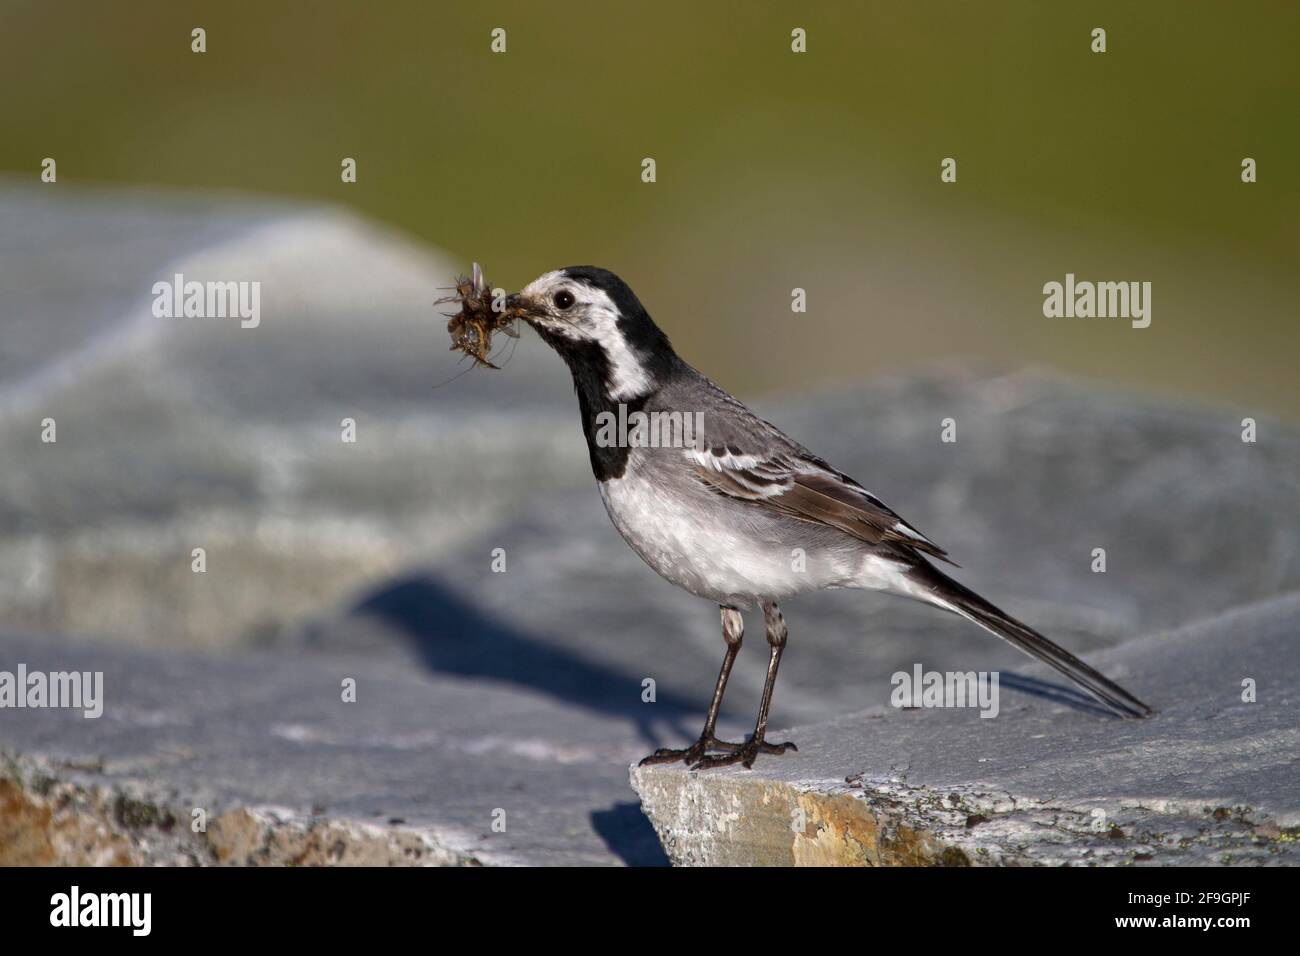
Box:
687;444;953;564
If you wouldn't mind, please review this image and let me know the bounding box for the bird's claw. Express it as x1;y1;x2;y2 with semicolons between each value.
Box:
637;735;745;767
689;739;797;771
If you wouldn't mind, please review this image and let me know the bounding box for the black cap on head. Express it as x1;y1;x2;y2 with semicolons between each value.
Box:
561;266;647;321
560;265;676;365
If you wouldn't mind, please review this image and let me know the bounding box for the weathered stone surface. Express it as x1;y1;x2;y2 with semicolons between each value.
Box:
0;756;476;866
0;183;584;650
0;629;668;866
632;593;1300;866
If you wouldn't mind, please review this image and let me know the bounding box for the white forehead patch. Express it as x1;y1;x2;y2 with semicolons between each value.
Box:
522;270;653;401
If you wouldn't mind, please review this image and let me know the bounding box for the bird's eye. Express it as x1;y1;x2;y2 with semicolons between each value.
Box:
553;290;575;310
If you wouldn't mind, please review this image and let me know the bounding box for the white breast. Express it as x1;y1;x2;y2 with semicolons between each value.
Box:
596;467;859;606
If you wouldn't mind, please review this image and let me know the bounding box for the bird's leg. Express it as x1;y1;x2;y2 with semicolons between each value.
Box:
692;601;798;770
638;606;746;765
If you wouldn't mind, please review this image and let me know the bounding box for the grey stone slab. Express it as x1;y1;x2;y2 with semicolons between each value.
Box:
631;592;1300;866
0;629;667;866
0;183;588;648
0;181;292;386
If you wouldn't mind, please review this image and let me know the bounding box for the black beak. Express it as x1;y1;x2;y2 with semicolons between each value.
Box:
505;292;534;323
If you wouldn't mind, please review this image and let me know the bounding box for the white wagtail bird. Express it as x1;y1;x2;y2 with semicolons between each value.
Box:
505;266;1152;770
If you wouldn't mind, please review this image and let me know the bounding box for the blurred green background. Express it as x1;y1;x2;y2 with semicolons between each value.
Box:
3;0;1297;416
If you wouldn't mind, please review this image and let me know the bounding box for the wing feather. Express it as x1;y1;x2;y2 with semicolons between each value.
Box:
687;447;952;563
663;370;953;563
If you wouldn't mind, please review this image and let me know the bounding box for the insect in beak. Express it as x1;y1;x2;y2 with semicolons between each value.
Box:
440;262;523;370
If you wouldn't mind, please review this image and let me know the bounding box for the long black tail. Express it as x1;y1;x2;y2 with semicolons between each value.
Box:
908;562;1153;718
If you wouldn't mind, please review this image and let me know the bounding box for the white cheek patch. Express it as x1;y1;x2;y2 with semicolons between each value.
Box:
583;299;653;400
521;272;654;400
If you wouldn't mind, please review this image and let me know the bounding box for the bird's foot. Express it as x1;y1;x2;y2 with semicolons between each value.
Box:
638;735;745;767
690;737;798;771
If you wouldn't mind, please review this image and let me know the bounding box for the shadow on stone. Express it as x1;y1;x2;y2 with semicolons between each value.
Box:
590;802;670;867
997;672;1132;719
349;573;703;747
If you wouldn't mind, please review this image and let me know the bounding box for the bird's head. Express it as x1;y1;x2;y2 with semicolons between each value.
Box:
507;266;678;401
